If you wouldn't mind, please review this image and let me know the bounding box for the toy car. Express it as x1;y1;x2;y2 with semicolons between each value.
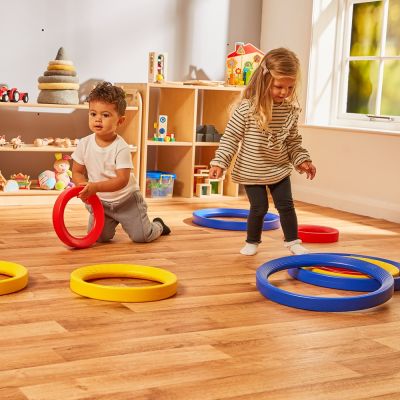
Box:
0;85;29;103
0;86;9;102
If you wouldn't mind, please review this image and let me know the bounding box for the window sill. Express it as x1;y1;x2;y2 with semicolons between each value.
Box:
299;123;400;137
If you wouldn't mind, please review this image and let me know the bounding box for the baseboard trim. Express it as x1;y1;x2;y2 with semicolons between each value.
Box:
292;184;400;223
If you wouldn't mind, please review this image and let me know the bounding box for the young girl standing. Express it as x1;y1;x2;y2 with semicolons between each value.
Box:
209;48;316;256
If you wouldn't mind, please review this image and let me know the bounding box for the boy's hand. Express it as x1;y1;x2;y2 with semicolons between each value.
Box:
78;182;98;202
209;166;224;179
297;161;316;180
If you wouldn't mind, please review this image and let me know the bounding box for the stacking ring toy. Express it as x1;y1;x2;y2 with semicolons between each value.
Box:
192;208;280;231
53;186;105;249
256;254;394;312
298;225;339;243
0;261;28;295
290;253;400;292
70;264;178;302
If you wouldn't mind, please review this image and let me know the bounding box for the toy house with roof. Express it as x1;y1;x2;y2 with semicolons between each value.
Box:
226;42;264;86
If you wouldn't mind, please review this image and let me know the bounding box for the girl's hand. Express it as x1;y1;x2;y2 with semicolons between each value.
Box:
209;166;224;179
297;161;316;180
78;182;98;202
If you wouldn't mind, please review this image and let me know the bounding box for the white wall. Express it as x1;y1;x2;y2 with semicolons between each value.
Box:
1;0;262;101
0;0;262;179
261;0;400;223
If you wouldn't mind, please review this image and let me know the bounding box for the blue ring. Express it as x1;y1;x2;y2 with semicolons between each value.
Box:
256;254;394;312
288;253;400;292
192;208;280;231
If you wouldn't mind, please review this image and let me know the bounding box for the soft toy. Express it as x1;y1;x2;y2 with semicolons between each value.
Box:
38;170;56;190
54;153;74;190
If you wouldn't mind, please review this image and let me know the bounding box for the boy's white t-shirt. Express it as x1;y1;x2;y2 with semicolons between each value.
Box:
72;133;139;202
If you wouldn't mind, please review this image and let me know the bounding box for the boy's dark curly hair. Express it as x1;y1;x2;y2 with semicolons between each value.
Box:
87;81;127;116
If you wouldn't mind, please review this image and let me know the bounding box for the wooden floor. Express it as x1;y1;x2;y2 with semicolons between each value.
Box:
1;197;400;400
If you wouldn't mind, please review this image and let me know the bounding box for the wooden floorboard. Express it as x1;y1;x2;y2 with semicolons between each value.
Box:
0;197;399;399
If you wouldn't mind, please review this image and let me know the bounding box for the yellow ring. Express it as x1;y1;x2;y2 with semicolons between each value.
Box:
0;261;29;295
47;64;76;71
38;83;80;90
311;256;399;279
70;264;178;302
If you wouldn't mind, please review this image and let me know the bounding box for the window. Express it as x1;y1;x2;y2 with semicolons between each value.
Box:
338;0;400;129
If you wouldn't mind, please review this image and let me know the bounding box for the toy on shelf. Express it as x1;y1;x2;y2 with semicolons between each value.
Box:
152;115;176;142
10;136;23;149
54;153;74;190
193;166;225;197
38;170;56;190
0;135;8;146
0;171;19;192
226;42;264;86
196;125;221;142
33;137;78;147
10;173;31;190
37;47;80;105
0;85;29;103
148;52;168;83
38;153;74;191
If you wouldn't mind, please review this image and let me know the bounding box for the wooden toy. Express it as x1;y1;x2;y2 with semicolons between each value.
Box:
158;115;168;139
226;42;264;86
0;85;29;103
196;183;212;197
0;135;7;146
10;136;23;149
10;173;31;190
148;52;168;83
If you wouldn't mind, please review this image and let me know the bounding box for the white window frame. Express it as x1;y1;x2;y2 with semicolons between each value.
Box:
333;0;400;131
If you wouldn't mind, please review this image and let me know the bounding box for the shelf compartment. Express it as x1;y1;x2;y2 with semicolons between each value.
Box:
201;89;242;134
146;145;194;198
148;87;196;142
194;146;239;197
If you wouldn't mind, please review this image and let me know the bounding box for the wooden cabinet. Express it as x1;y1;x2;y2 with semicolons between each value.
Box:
118;82;244;199
0;86;142;205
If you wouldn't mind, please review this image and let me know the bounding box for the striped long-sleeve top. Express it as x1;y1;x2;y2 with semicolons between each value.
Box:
210;99;311;185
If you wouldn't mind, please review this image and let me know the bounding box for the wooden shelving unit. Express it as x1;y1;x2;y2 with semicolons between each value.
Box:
119;82;244;199
0;86;142;206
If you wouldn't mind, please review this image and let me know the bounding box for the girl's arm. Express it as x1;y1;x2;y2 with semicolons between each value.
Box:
210;104;247;171
286;114;311;167
286;114;316;179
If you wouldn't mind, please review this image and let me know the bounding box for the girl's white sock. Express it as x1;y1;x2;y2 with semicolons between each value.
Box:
240;243;258;256
284;239;310;255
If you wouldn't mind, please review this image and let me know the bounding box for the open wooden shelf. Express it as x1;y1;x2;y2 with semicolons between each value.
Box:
0;86;142;205
121;82;244;199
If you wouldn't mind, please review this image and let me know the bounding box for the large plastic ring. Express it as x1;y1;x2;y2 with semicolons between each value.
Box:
289;253;400;292
53;186;105;249
0;261;29;295
298;225;339;243
256;254;394;312
70;264;178;302
192;208;280;231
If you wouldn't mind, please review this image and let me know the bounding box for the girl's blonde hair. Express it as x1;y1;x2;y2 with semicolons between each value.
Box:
242;47;300;130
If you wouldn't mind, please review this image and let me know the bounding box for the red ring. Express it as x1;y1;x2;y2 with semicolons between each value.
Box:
313;266;363;276
52;186;105;249
298;224;339;243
